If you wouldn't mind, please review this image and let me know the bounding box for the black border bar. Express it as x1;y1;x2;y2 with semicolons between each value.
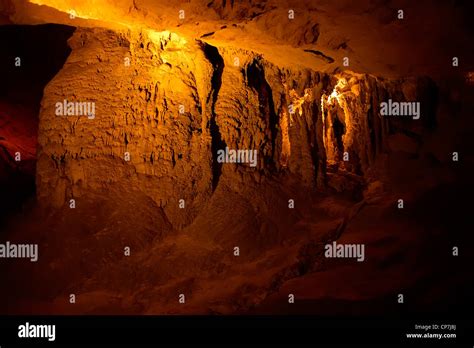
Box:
0;316;472;346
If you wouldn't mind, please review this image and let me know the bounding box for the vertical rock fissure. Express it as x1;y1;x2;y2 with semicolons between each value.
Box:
245;60;278;170
202;43;225;191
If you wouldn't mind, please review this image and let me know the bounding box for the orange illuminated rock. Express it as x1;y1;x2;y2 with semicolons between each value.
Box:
1;0;472;316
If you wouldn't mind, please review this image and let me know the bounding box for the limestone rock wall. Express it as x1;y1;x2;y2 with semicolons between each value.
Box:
37;27;437;229
37;28;216;228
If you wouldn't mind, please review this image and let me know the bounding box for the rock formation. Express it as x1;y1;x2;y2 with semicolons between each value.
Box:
0;0;473;315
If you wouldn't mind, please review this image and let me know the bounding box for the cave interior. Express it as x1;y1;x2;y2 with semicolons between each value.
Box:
0;0;473;315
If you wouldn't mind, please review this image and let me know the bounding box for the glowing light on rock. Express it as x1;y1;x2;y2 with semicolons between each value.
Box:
320;77;349;163
279;111;291;167
147;30;188;48
288;88;312;124
321;77;348;112
26;0;134;28
279;88;312;166
28;0;100;20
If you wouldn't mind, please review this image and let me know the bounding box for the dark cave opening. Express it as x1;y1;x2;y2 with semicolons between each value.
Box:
0;24;75;227
332;110;345;160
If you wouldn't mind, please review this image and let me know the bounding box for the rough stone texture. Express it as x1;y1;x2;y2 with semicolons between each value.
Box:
36;27;436;230
1;0;473;315
37;29;216;228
